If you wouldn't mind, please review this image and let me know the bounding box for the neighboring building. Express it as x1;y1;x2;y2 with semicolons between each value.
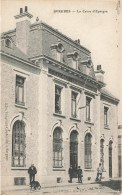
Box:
118;125;122;177
0;7;119;188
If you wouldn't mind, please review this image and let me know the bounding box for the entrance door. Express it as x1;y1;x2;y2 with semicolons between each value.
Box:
70;130;78;178
109;141;112;178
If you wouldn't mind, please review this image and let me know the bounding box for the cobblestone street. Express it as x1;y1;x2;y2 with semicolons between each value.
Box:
1;179;121;195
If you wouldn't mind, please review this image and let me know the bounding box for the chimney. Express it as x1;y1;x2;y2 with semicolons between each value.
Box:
25;6;28;12
14;7;33;54
20;8;23;14
77;39;80;44
75;39;80;44
95;65;105;82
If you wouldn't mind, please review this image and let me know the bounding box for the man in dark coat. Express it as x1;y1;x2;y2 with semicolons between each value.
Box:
77;166;83;183
68;165;73;183
28;164;37;185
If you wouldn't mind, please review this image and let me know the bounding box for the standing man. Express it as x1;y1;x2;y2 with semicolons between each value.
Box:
77;166;83;183
28;164;37;185
96;163;103;182
68;165;73;183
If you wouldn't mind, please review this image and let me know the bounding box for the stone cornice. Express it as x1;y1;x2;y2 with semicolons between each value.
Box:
0;51;41;71
14;12;33;19
29;54;105;89
101;93;119;104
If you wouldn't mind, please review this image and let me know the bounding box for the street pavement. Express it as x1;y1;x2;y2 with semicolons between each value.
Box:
1;178;121;195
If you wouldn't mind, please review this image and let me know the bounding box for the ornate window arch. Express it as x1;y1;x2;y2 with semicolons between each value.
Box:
84;133;92;169
12;120;26;167
53;127;63;168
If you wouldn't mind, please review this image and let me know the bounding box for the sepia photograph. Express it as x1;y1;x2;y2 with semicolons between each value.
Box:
0;0;122;194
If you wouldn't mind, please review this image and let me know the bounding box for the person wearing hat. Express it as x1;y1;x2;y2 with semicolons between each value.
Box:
68;165;73;183
77;166;83;183
28;164;37;185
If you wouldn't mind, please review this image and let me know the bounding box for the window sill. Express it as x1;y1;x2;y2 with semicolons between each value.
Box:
53;168;66;171
11;167;28;170
15;104;27;110
53;113;66;118
104;125;110;130
85;121;94;125
84;169;94;172
70;117;81;122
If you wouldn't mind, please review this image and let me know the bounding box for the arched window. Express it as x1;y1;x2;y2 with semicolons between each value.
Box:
109;141;113;177
12;121;26;167
85;133;92;169
53;127;63;168
100;139;104;168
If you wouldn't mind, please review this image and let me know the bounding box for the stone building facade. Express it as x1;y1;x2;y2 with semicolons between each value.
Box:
0;7;119;188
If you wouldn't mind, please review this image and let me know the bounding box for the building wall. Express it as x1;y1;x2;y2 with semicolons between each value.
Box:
1;17;119;187
1;57;40;187
118;126;122;177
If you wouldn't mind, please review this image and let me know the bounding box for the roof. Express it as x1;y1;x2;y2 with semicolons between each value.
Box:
0;42;31;63
101;88;119;102
1;21;90;55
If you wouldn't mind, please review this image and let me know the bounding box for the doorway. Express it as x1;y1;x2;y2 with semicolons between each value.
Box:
70;130;78;178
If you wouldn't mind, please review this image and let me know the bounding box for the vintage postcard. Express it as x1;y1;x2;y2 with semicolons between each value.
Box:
0;0;122;194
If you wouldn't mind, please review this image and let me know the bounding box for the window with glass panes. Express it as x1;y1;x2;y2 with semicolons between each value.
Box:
104;106;109;126
53;127;63;168
12;121;26;167
15;76;25;105
71;92;77;118
86;97;91;121
85;133;92;169
55;85;62;114
100;139;104;168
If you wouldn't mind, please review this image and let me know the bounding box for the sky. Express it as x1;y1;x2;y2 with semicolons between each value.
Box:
1;0;122;123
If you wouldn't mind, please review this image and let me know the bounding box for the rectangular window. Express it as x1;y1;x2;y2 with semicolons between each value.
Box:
55;85;62;114
71;92;77;118
86;97;91;121
15;76;25;106
104;106;109;126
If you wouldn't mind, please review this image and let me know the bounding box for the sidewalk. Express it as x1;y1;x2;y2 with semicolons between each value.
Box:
1;177;122;193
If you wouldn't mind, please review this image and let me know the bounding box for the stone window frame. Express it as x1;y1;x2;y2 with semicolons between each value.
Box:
51;41;65;62
15;75;25;106
71;91;78;119
67;50;79;70
53;127;63;168
14;69;29;108
86;96;92;122
104;106;109;127
12;120;26;167
55;84;63;115
84;133;92;169
100;139;104;169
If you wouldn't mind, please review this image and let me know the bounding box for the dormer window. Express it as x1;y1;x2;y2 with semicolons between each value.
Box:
5;38;12;48
67;50;79;69
51;41;65;62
